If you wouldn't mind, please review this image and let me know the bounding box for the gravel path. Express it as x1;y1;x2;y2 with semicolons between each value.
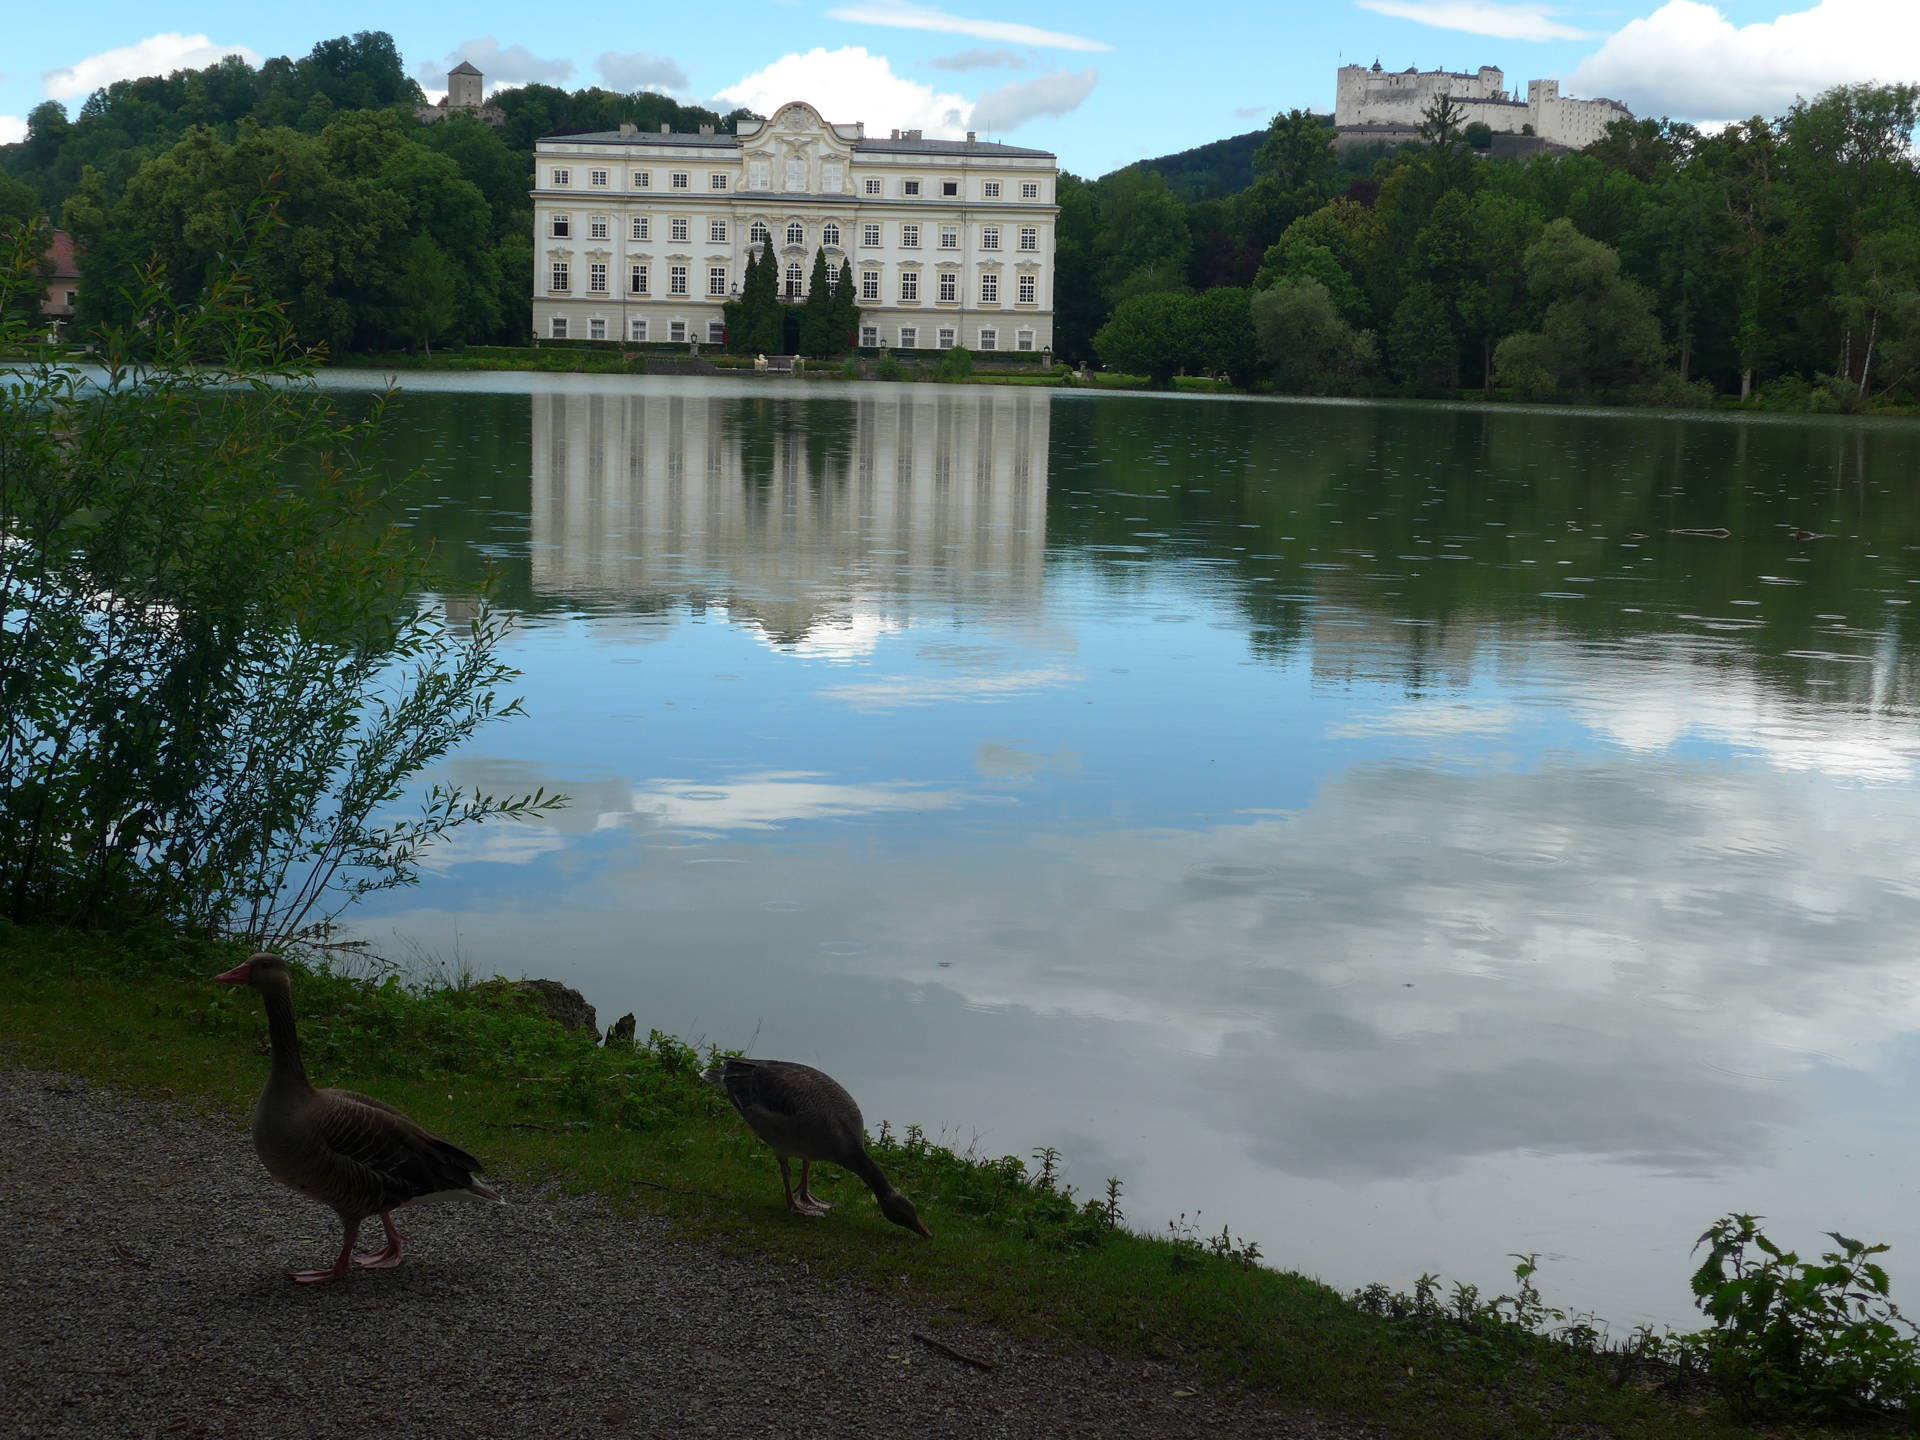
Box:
0;1069;1376;1440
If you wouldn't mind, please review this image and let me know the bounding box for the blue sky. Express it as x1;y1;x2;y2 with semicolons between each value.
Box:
2;1;1913;174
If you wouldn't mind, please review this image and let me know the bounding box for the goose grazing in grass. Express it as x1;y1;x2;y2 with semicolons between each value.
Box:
216;952;502;1284
704;1057;932;1238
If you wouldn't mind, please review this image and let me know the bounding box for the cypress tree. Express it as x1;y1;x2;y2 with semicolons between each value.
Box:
726;248;759;353
800;248;833;355
833;258;860;354
751;241;781;352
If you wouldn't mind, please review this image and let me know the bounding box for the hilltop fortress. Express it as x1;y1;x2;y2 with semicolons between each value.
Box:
1334;62;1630;153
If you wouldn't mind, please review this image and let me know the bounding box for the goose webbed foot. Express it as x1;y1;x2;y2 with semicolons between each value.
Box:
291;1232;356;1285
351;1210;407;1268
795;1161;834;1215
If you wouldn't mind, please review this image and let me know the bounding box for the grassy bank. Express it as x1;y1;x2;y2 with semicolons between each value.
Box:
0;924;1875;1438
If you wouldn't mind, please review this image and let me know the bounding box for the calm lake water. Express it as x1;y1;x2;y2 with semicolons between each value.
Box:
327;370;1920;1329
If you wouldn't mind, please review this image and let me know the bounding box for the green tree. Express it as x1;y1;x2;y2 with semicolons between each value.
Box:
1235;110;1336;267
1387;283;1457;392
798;247;834;354
1195;287;1257;385
831;258;861;353
1093;291;1202;385
1494;219;1667;397
394;234;459;354
1250;278;1375;394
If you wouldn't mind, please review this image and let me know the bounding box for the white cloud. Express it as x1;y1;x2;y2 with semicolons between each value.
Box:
716;47;974;137
970;68;1098;132
1572;0;1920;120
419;37;573;90
1356;0;1591;41
43;33;260;103
0;116;25;145
930;48;1029;72
1233;104;1270;121
828;1;1111;53
632;771;965;834
818;666;1078;711
598;51;690;93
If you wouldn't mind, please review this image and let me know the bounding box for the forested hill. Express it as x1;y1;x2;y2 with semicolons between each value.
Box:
1110;129;1268;200
0;31;753;354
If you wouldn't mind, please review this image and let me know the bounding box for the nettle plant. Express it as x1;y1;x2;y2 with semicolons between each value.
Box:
1687;1213;1920;1419
0;209;558;944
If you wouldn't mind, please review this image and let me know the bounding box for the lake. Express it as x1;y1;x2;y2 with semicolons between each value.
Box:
328;370;1920;1330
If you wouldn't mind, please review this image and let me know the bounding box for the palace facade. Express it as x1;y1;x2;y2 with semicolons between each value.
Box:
531;100;1058;355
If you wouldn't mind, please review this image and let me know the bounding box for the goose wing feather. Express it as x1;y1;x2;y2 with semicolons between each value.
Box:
310;1088;487;1212
714;1059;865;1160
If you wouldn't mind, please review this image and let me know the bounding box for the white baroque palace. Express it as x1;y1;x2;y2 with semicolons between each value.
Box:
1334;62;1630;151
531;100;1058;354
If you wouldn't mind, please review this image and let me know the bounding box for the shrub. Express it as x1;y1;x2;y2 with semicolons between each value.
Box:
0;207;556;944
936;345;974;381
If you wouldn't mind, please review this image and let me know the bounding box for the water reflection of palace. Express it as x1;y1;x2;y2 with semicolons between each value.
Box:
529;387;1050;644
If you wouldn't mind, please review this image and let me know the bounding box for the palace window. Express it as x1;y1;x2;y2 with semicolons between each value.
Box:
630;264;648;294
670;320;687;342
861;270;879;300
823;221;841;248
551;168;571;187
1021;181;1039;199
550;316;568;338
902;224;920;248
631;216;650;241
749;160;770;189
550;214;571;238
786;220;805;246
1019;226;1038;251
589;215;608;240
590;262;608;293
670;265;688;295
1016;329;1035;351
861;324;878;346
900;270;919;302
708;266;728;297
671;217;689;243
1018;273;1036;304
671;171;690;189
590;169;608;187
902;179;921;197
978;328;996;350
590;317;607;339
710;219;728;243
936;326;955;349
979;273;998;304
983;180;1001;198
632;170;651;189
550;261;570;291
709;320;726;343
899;325;918;347
710;173;729;191
941;179;958;197
862;223;881;247
786;263;803;297
938;271;957;303
823;162;843;192
939;225;958;250
750;220;770;245
630;317;647;341
982;226;1001;251
864;177;882;195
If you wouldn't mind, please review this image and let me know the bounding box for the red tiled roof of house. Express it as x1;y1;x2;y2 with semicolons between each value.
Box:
44;230;79;280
